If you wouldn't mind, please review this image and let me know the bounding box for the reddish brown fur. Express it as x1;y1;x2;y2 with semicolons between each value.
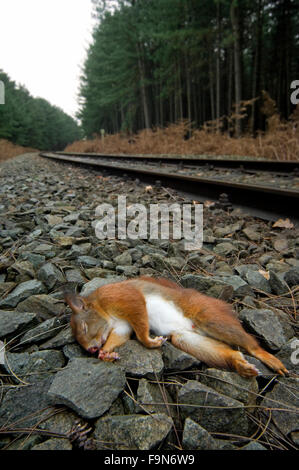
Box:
65;276;288;378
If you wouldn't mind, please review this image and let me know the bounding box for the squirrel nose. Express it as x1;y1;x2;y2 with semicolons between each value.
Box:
88;347;99;354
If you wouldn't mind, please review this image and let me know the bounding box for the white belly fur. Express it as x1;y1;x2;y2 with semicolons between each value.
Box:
145;294;193;336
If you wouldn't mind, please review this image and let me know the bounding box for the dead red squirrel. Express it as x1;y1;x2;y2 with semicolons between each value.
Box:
64;275;288;378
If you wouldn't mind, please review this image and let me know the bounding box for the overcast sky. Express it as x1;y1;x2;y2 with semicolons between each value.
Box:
0;0;95;119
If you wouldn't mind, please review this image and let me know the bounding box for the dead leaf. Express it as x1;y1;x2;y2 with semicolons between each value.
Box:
203;200;215;208
272;218;294;229
273;238;289;252
258;269;270;280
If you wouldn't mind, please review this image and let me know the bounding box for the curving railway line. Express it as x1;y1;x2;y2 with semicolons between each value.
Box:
40;151;299;224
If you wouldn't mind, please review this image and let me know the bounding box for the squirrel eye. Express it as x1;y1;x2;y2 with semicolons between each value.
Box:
81;321;89;335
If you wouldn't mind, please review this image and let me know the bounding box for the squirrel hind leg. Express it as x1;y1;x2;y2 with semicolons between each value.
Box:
246;345;288;376
171;331;259;378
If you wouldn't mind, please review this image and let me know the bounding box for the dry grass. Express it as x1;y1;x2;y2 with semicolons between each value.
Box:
66;100;299;161
0;139;38;162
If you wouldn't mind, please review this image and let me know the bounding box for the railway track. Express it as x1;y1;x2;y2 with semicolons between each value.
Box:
40;151;299;223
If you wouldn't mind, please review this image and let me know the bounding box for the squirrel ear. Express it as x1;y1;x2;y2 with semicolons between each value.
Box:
64;292;85;313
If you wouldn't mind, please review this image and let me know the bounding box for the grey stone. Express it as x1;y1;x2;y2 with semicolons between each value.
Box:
214;439;236;450
242;296;257;308
3;350;65;383
80;276;125;297
290;431;299;445
214;274;254;297
214;223;242;238
62;343;88;360
9;261;35;279
32;438;72;450
93;413;173;450
239;308;294;351
0;377;54;429
77;256;99;267
18;253;46;269
242;227;261;242
0;282;16;297
45;215;64;226
182;418;219;450
115;265;139;276
33;244;57;256
114;251;133;266
266;260;290;273
38;408;79;435
0;280;47;308
63;212;80;223
181;273;253;298
258;254;273;266
66;243;91;259
244;270;271;294
39;325;75;349
213;242;238;256
199;368;258;405
284;267;299;288
273;238;289;253
269;271;288;295
65;227;84;237
162;342;201;371
20;316;68;345
164;257;186;270
241;442;267;450
65;269;86;285
116;340;164;379
106;397;125;416
178;380;248;435
235;264;260;278
37;263;65;289
101;260;115;270
214;261;234;275
84;267;115;278
148;253;167;271
48;358;126;419
135;378;175;415
4;435;42;450
16;294;65;320
275;338;299;374
0;310;37;338
261;377;299;435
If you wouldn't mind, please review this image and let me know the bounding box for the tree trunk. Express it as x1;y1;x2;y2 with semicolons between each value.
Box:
185;53;192;125
251;0;263;134
227;46;233;126
136;43;151;129
216;1;221;130
230;0;242;137
209;52;215;121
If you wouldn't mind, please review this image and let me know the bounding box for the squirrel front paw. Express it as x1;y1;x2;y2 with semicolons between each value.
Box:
148;336;168;348
98;350;120;362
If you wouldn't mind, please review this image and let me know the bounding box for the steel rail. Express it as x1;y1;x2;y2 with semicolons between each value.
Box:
40;152;299;223
55;151;299;172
